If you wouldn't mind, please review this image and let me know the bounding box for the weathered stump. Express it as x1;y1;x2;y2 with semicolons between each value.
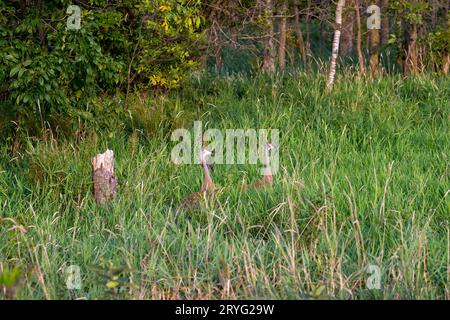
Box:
91;149;118;206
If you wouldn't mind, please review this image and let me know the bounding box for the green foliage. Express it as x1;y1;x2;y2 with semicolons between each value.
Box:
386;0;447;72
134;0;204;89
424;27;450;71
0;266;22;299
0;0;204;138
391;0;430;25
0;267;21;287
89;261;134;298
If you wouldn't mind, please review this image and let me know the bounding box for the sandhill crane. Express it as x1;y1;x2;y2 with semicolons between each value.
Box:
178;148;215;211
241;143;275;190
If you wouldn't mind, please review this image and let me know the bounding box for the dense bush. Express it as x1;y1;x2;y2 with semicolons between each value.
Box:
0;0;204;139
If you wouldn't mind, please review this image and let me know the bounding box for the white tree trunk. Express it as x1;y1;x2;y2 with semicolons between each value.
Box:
355;0;365;74
326;0;346;89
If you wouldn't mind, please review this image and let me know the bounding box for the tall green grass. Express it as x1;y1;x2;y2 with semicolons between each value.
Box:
0;70;449;299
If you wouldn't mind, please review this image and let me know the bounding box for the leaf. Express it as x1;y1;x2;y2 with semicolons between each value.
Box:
18;68;26;78
159;5;171;12
310;285;326;298
5;54;18;62
10;66;20;77
0;267;22;286
106;280;119;288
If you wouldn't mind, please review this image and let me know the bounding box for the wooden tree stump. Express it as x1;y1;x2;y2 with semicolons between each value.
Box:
91;149;118;206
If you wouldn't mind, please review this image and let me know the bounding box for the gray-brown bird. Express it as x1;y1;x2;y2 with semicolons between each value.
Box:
178;148;215;211
242;143;275;190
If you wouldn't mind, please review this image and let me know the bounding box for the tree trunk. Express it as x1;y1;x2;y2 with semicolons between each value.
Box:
340;1;355;58
210;21;223;70
305;0;311;55
369;29;381;78
404;23;418;75
261;0;275;73
368;4;381;78
92;150;118;206
443;53;450;76
278;1;288;70
326;0;346;89
380;0;389;45
319;0;327;55
354;0;365;74
293;5;307;64
431;0;437;27
443;11;450;75
446;1;449;19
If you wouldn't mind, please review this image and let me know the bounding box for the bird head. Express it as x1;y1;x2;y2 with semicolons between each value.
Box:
266;142;275;151
200;148;213;164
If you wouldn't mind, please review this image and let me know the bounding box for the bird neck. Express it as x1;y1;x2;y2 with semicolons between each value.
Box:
263;166;272;177
201;161;214;191
263;147;272;176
